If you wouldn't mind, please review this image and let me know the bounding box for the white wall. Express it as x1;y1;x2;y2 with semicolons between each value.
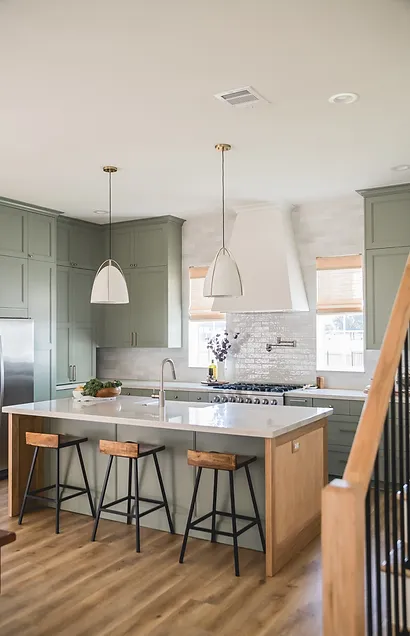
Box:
98;195;379;389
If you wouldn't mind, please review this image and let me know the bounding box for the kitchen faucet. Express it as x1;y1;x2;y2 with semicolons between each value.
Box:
153;358;177;408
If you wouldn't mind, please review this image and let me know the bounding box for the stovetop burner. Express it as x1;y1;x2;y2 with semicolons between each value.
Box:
211;383;304;393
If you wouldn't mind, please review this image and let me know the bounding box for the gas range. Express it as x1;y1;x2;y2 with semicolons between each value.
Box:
209;383;305;406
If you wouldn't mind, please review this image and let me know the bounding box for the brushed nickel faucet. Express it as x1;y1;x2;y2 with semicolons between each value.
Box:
152;358;177;408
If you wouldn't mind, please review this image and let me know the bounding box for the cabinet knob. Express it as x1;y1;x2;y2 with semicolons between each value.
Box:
174;395;179;399
197;397;202;401
28;254;33;258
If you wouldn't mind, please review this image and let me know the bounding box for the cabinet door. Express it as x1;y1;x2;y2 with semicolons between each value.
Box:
28;213;56;262
134;225;167;268
103;271;133;347
70;269;93;325
57;267;70;325
284;396;313;407
366;247;410;349
57;325;71;384
365;193;410;249
133;267;168;347
112;226;134;269
0;256;27;310
71;326;95;382
69;224;100;270
0;206;26;257
57;221;71;266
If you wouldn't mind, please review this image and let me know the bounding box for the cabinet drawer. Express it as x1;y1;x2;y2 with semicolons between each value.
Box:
328;447;350;477
165;390;189;401
122;388;152;397
312;398;350;416
350;401;365;416
285;396;313;407
328;417;358;448
188;391;209;403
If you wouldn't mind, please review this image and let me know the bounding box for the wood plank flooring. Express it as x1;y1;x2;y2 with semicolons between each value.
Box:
0;480;322;635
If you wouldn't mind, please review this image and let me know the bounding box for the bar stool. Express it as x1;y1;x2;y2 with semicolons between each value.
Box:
91;440;174;552
179;450;265;576
18;432;96;534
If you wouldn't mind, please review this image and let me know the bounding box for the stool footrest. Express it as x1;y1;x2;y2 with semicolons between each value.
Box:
100;496;165;520
189;511;258;539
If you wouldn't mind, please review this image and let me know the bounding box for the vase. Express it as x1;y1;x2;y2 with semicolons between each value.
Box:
217;361;225;382
224;357;235;382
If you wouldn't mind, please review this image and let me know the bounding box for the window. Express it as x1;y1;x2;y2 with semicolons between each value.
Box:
188;267;225;367
316;255;364;372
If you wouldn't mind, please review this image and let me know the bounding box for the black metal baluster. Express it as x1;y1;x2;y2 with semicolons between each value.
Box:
366;485;374;635
385;414;393;636
391;389;401;630
374;452;383;634
398;356;408;632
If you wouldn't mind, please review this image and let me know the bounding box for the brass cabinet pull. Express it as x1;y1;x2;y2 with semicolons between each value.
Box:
68;365;73;381
73;365;77;382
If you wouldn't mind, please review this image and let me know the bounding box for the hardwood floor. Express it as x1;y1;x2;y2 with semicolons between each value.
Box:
0;480;322;635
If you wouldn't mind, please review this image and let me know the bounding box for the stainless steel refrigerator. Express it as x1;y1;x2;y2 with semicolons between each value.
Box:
0;319;34;477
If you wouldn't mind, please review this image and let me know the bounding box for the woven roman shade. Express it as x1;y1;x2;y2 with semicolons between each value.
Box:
316;255;363;314
189;267;225;321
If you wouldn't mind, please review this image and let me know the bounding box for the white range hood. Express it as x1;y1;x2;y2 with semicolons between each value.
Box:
212;204;309;313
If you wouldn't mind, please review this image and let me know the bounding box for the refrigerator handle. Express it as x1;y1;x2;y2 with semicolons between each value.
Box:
0;336;4;414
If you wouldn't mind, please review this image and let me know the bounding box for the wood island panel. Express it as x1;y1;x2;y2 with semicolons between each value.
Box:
265;417;327;576
8;414;44;517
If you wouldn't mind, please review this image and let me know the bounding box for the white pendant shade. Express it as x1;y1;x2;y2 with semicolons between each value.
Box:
90;259;129;304
203;247;243;298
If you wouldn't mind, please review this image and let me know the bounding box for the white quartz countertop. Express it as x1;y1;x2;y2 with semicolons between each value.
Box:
56;380;212;392
3;397;332;439
287;388;367;401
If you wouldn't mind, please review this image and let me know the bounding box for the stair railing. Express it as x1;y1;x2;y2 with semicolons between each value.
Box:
323;254;410;636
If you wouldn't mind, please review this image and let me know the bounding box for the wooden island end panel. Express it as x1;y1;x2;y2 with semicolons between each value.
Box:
8;414;44;517
265;418;328;576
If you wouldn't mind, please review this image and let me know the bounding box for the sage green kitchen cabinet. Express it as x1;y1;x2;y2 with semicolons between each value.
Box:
57;217;102;270
28;260;56;401
0;204;26;257
0;256;28;317
56;266;96;384
285;396;313;408
101;216;184;348
362;187;410;249
28;213;56;262
365;247;409;349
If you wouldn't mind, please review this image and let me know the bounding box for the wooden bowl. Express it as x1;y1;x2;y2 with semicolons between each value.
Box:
95;387;121;398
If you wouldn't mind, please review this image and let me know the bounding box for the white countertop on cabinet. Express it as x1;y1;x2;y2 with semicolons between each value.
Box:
56;380;212;392
4;397;332;439
287;388;367;401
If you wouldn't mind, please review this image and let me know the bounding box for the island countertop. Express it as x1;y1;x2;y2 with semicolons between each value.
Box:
3;397;332;439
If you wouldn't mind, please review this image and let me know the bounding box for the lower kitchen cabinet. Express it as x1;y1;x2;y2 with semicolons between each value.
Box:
285;396;313;408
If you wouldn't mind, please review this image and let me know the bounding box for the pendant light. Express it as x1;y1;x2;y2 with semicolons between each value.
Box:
203;144;243;298
90;166;129;304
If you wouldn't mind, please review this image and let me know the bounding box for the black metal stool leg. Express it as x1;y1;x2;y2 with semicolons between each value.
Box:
134;458;141;553
179;467;202;564
55;447;61;534
153;452;174;534
91;455;113;542
244;464;266;553
211;469;218;543
127;458;133;525
229;471;240;576
18;446;39;525
76;444;96;518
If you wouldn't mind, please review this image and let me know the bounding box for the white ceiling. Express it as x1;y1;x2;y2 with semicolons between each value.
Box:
1;0;410;222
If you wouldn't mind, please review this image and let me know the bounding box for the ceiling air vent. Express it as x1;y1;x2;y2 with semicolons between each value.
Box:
214;86;267;108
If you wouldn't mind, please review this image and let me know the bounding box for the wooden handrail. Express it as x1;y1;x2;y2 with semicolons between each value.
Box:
322;253;410;635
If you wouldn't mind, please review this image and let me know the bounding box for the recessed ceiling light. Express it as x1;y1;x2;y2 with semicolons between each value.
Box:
391;164;410;172
328;93;359;105
93;209;108;215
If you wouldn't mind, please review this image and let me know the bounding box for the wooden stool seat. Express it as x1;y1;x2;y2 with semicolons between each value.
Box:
0;529;16;594
187;450;256;471
92;440;174;552
19;433;95;533
26;432;88;448
180;449;265;576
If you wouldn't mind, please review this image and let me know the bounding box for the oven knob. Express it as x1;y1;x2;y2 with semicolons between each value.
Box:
222;396;229;403
238;397;244;403
262;399;269;405
270;399;278;405
229;396;236;402
213;396;221;403
253;398;260;404
245;398;252;404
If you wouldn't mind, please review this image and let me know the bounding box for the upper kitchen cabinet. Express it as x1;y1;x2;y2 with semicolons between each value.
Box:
360;184;410;349
101;216;184;348
57;216;103;270
28;212;56;262
0;204;27;257
0;255;28;318
360;184;410;249
111;217;168;269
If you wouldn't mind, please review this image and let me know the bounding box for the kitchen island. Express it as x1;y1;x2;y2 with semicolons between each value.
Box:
4;397;331;576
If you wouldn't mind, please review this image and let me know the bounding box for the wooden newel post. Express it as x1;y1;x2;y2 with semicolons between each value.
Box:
322;479;366;636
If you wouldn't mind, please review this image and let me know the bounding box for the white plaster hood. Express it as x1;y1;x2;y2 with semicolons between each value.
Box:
212;204;309;313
